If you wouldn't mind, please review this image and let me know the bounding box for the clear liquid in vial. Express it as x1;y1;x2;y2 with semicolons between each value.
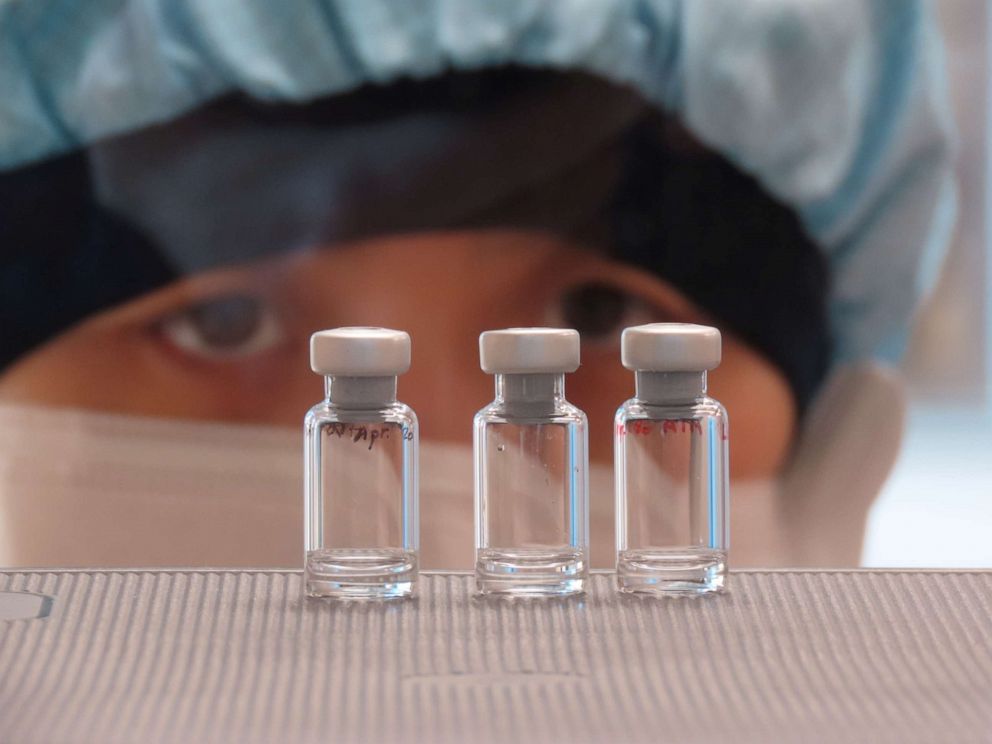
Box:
305;415;417;599
615;409;727;596
475;419;587;596
305;547;417;598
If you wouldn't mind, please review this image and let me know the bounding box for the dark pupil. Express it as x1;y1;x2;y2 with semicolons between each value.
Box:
187;295;262;348
560;283;626;337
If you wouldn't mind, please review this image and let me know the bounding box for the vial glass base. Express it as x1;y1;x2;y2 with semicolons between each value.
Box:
475;547;586;597
616;548;726;596
305;548;417;599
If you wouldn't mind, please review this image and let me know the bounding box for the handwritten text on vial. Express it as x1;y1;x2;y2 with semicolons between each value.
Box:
617;420;729;440
323;423;414;450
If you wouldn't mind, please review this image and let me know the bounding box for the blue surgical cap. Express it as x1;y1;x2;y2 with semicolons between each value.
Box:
0;0;956;364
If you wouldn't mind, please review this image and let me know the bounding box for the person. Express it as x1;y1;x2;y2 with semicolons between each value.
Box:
0;1;956;570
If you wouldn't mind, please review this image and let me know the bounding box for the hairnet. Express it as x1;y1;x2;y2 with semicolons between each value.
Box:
0;0;956;363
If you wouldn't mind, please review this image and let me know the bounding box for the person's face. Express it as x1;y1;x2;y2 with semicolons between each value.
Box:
0;229;796;477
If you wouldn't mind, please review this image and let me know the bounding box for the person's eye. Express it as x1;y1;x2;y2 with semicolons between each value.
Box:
156;293;285;361
549;282;659;345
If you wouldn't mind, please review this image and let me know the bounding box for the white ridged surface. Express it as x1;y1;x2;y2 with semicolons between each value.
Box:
1;571;991;743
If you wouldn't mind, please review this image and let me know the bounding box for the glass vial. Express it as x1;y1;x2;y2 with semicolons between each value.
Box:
615;323;729;595
474;328;589;596
304;327;419;599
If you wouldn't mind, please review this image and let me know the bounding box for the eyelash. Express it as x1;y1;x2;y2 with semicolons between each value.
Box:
152;281;670;363
548;282;665;343
155;293;285;362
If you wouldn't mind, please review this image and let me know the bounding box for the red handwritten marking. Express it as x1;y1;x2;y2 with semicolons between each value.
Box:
621;420;712;436
623;420;706;436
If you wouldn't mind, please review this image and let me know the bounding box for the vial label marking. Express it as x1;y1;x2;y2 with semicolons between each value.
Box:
322;423;414;450
618;419;727;440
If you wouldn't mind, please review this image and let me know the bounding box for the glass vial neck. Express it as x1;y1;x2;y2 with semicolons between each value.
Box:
325;375;397;409
635;371;707;404
495;373;565;404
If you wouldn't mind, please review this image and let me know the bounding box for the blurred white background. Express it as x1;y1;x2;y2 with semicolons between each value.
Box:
863;0;992;567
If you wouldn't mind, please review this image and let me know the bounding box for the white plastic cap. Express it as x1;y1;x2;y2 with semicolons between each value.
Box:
310;327;411;377
621;323;721;372
479;328;580;374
